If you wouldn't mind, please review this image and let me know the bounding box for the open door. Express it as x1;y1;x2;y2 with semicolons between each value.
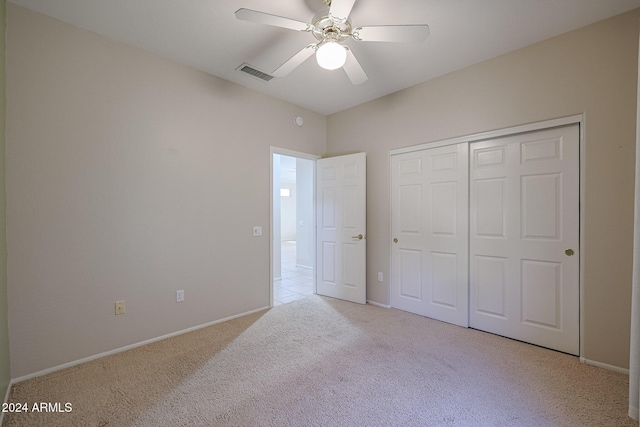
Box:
316;153;367;304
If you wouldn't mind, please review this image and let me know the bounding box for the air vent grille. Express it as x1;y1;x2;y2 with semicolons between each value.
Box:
237;63;274;82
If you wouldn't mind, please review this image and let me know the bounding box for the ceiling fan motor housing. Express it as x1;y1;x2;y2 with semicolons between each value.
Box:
312;9;351;43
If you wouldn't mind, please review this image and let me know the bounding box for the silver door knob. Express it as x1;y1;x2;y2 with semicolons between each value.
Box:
565;249;575;256
352;234;363;240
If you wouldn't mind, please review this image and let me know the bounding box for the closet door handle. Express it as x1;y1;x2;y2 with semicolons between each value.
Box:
393;238;398;243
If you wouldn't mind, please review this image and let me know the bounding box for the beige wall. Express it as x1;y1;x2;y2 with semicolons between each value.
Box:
327;9;640;369
0;0;10;399
5;4;326;378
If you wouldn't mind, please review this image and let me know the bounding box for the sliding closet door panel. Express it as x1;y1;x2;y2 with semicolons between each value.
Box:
391;143;469;327
392;152;427;315
469;125;579;355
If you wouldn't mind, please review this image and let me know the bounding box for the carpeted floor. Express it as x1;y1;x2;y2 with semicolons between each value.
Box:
2;295;635;426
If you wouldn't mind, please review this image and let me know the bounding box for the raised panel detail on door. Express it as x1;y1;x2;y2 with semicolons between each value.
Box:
469;124;579;355
431;152;457;171
521;174;561;240
399;249;422;301
431;252;457;308
474;178;506;238
342;243;359;288
474;255;507;318
521;137;562;163
431;182;457;236
322;165;336;180
343;185;358;230
400;185;421;234
322;188;336;229
521;259;561;329
321;242;336;285
391;143;469;327
399;158;422;175
475;146;506;168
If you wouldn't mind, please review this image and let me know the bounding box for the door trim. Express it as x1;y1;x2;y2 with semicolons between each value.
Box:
388;114;584;357
270;147;321;308
390;114;583;155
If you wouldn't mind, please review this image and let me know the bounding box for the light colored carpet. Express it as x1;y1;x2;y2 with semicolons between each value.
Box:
2;295;635;426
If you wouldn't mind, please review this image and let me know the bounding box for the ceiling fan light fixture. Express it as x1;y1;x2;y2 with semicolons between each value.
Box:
316;40;347;70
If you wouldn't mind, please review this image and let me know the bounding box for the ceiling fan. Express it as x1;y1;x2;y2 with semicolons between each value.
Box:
235;0;430;85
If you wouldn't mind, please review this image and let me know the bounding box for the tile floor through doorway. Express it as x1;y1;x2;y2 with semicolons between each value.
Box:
274;241;314;306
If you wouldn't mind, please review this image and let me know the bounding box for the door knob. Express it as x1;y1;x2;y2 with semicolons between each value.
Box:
565;249;575;256
352;234;363;240
393;238;398;243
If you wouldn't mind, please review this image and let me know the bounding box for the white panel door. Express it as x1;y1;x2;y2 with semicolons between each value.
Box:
469;124;579;355
316;153;366;304
390;143;469;327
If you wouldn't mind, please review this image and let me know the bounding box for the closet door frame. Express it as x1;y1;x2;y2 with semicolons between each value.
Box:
389;114;585;357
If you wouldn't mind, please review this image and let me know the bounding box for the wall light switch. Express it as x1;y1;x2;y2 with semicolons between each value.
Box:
378;272;384;282
115;300;125;315
176;290;184;303
253;226;262;236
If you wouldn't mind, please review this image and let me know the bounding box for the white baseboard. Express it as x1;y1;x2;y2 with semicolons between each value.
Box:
630;406;639;421
580;357;629;375
0;378;13;425
12;306;270;384
367;300;391;309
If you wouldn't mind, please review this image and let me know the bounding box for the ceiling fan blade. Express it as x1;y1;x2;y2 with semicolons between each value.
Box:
343;47;367;85
329;0;356;22
235;8;313;32
272;44;317;77
352;25;430;42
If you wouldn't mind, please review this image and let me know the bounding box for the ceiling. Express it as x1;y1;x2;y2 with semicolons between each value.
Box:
9;0;640;115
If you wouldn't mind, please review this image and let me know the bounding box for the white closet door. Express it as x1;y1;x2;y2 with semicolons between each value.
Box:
469;124;579;355
391;143;469;327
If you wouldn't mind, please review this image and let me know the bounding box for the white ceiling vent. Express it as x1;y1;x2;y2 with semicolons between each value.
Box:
237;63;274;82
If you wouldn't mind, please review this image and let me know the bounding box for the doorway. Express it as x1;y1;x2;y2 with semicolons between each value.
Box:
271;150;317;306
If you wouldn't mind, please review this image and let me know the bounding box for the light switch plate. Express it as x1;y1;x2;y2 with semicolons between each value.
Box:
253;226;262;236
176;289;184;302
115;300;125;315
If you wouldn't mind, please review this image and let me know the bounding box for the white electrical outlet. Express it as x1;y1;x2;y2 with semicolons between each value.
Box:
176;290;184;302
378;272;384;282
